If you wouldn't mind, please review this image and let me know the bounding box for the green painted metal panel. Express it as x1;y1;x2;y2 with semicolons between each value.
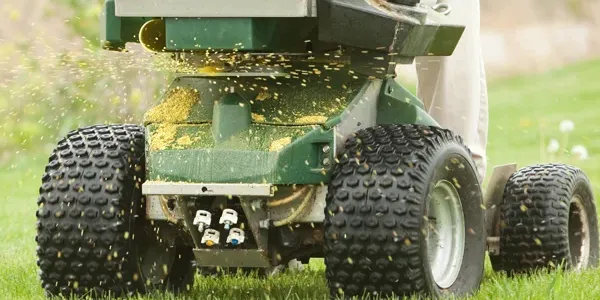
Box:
164;18;318;52
143;71;365;126
100;0;149;50
376;78;439;126
424;24;466;56
146;124;333;184
212;93;252;143
144;70;439;185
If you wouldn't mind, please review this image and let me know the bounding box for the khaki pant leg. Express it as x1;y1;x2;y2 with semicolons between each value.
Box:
415;0;489;181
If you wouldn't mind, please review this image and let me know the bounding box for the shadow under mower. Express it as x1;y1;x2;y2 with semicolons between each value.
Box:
35;0;599;298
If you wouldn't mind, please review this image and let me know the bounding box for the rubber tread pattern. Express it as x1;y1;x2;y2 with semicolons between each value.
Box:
35;125;162;297
324;124;470;298
497;164;590;272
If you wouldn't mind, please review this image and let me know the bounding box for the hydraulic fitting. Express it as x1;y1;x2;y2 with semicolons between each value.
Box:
219;208;238;230
192;210;212;233
201;229;220;247
226;228;246;246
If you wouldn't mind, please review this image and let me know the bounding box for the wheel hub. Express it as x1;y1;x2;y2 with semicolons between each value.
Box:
569;195;591;270
427;180;465;289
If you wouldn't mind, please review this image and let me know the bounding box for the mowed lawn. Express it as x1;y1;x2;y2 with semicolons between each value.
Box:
2;59;600;300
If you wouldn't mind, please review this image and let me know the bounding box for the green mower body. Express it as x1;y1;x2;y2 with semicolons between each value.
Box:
143;74;437;185
100;0;460;186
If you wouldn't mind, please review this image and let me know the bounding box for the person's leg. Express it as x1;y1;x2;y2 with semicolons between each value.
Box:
415;0;489;182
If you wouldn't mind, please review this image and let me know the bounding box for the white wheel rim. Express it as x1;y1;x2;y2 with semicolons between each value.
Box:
570;195;591;270
427;180;465;289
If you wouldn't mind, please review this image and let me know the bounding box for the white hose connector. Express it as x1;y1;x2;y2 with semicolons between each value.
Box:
219;209;238;230
201;229;220;247
193;210;212;233
226;228;246;246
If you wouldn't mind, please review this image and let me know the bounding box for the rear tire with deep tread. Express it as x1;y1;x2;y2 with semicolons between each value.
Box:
35;124;195;298
324;124;485;299
492;164;599;273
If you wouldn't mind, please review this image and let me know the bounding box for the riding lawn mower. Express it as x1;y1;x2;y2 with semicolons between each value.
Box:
34;0;599;298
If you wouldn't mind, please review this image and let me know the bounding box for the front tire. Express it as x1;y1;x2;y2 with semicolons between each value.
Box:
492;164;599;273
35;125;195;298
324;124;485;299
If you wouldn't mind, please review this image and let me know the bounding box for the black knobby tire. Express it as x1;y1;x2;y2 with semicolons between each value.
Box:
35;124;195;297
492;164;599;273
324;124;485;299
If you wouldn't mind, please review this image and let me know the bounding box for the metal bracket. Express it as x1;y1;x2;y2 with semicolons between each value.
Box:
240;197;270;251
115;0;317;17
334;80;382;154
483;163;517;241
365;0;428;25
268;185;327;223
146;195;182;222
193;249;271;268
142;181;274;197
432;3;451;16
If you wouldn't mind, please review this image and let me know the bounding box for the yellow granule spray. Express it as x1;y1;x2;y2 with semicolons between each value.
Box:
145;87;199;123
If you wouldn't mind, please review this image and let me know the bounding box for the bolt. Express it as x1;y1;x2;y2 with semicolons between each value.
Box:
259;219;270;229
322;144;330;153
323;158;331;166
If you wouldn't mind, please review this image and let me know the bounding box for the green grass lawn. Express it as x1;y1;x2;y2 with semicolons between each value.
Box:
2;59;600;300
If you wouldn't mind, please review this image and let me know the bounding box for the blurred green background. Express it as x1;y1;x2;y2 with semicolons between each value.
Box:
0;0;171;162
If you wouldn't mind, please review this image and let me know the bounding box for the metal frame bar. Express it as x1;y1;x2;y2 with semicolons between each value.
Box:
193;249;271;268
142;181;274;197
115;0;317;17
483;163;517;256
268;185;327;223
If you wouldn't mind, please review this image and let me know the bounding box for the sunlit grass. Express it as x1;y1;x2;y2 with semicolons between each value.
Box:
2;59;600;299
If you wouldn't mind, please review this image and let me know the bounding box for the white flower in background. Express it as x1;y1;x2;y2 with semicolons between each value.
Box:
571;145;589;160
559;120;575;133
547;139;560;154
